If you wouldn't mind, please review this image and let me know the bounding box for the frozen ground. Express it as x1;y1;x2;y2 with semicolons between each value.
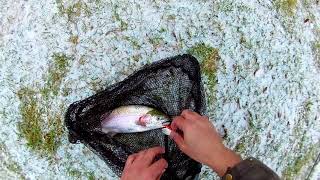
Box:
0;0;320;179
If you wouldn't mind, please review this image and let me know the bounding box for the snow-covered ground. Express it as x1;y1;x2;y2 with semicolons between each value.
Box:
0;0;319;179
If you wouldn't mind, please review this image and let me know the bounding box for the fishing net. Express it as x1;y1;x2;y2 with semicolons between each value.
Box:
65;54;206;180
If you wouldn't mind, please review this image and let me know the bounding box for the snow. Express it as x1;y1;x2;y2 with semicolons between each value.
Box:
0;0;320;179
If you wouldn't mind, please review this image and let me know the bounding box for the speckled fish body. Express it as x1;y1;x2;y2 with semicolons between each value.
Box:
101;105;170;135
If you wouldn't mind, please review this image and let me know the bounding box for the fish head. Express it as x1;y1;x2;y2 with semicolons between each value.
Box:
138;114;170;128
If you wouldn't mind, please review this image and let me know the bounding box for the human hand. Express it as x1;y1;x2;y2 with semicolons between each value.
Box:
121;146;168;180
170;110;241;176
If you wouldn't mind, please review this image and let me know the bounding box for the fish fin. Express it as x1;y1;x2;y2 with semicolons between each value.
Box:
102;128;117;137
101;128;117;137
162;127;171;136
136;114;151;126
108;132;117;137
101;114;113;125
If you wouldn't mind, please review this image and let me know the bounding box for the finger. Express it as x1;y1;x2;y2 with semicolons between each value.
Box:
202;115;209;120
171;116;187;131
156;164;166;180
181;109;201;121
133;149;148;162
143;146;165;165
169;131;187;152
125;153;138;166
148;158;168;179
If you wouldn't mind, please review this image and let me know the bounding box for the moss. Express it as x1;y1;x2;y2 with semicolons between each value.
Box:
67;168;95;180
315;42;320;49
67;168;82;178
62;87;72;97
148;36;164;47
17;88;43;150
240;35;253;49
17;52;69;157
282;146;318;179
53;53;70;70
159;27;166;33
275;0;298;15
305;100;312;112
56;0;91;22
234;142;246;154
88;78;105;93
187;43;219;102
5;161;25;179
112;5;128;31
42;53;71;98
86;172;95;180
216;0;233;12
43;114;64;155
17;87;65;155
69;35;79;45
132;54;141;62
124;36;141;49
6;161;22;174
167;14;176;20
0;143;26;179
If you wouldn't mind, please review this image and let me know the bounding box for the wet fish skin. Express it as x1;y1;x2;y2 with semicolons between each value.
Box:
101;105;170;135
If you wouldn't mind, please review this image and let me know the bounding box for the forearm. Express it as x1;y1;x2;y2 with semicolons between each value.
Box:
207;146;279;180
207;146;242;177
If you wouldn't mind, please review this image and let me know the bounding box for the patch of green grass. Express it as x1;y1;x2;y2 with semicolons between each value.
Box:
187;43;219;102
62;87;72;97
17;53;70;157
112;5;128;31
315;42;320;49
6;161;23;174
216;0;233;12
124;36;141;49
17;88;43;150
314;41;320;68
41;53;71;98
69;35;79;45
167;14;176;21
0;142;25;179
67;168;82;178
17;87;65;156
233;134;261;156
159;27;166;33
56;1;91;22
5;161;25;179
44;114;64;154
282;146;318;179
234;141;246;154
88;78;105;93
240;35;253;49
283;101;319;179
305;100;313;112
275;0;298;15
148;36;164;47
87;172;95;180
132;54;141;62
67;167;95;180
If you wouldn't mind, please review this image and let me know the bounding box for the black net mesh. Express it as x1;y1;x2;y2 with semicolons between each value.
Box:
65;54;206;179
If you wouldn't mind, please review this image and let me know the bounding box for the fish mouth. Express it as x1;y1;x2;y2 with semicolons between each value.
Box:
161;120;171;126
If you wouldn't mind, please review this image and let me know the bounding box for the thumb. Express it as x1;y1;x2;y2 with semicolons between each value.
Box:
170;131;187;152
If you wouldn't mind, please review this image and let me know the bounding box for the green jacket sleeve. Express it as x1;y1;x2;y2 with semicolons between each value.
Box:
222;157;280;180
